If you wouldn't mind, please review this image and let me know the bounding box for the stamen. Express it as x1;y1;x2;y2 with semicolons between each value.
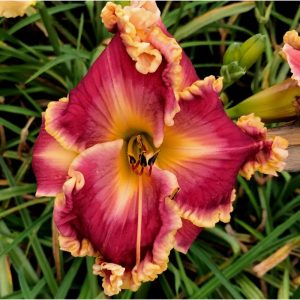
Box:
136;176;143;266
127;134;159;176
140;153;147;167
147;151;160;176
170;187;180;200
147;151;159;166
129;155;136;164
137;167;144;176
132;160;140;171
148;165;153;176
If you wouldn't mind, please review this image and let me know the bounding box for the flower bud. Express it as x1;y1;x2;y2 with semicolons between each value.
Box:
221;35;265;89
239;34;266;70
226;79;300;122
220;62;246;89
223;42;242;65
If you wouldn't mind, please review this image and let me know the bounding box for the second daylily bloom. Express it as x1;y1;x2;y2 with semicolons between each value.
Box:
283;30;300;86
32;1;288;296
0;0;35;18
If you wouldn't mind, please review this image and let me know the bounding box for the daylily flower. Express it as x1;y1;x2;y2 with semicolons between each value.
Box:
282;30;300;86
32;1;288;296
0;0;35;18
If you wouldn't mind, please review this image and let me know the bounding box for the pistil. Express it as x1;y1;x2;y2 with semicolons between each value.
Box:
136;176;143;266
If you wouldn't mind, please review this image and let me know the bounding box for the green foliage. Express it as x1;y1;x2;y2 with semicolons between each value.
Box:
0;1;299;299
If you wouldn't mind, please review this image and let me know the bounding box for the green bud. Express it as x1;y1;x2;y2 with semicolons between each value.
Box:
223;42;242;65
239;34;266;70
221;62;246;89
226;79;300;122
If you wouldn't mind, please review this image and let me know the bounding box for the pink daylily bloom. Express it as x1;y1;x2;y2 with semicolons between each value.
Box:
283;30;300;86
0;0;35;18
32;1;288;296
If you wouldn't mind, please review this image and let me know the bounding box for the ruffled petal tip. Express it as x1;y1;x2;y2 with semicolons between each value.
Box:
54;170;97;258
178;189;236;228
100;0;186;103
55;172;99;258
93;260;127;296
282;30;300;86
44;97;85;153
237;114;288;180
32;116;77;197
178;75;223;100
147;25;183;94
58;234;98;257
44;97;81;152
101;1;163;75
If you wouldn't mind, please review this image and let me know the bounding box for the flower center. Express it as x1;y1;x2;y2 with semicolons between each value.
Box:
127;134;159;176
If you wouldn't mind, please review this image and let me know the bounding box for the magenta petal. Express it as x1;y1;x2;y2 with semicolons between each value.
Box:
157;82;256;227
237;114;288;179
45;34;178;152
150;21;200;97
32;118;77;196
283;30;300;85
175;219;202;254
283;44;300;84
179;51;199;90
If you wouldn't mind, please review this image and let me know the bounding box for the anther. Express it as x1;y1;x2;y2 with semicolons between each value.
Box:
140;153;147;167
147;151;159;166
127;134;159;176
169;187;180;200
129;155;136;165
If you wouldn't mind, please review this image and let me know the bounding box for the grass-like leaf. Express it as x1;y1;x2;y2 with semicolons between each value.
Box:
174;2;255;41
192;211;300;298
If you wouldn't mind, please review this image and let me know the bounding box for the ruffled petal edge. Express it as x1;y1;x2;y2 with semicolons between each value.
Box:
93;197;182;295
237;114;288;180
178;189;237;228
283;30;300;86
